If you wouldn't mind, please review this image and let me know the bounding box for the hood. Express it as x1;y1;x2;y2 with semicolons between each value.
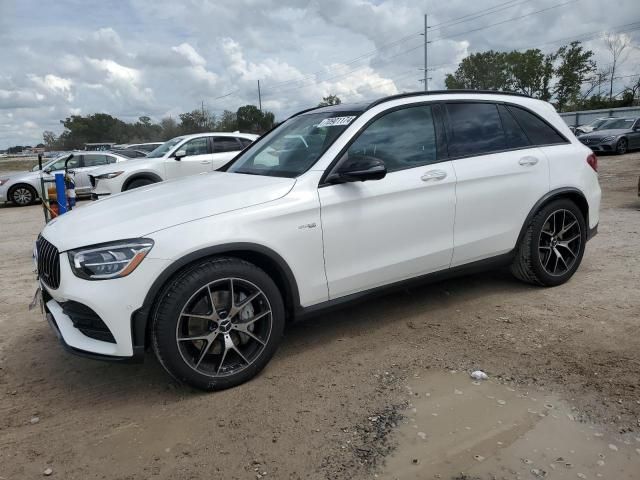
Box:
1;169;39;182
91;157;158;176
42;172;296;251
579;128;628;139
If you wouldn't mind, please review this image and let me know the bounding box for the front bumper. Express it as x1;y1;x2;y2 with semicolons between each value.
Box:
579;139;617;152
39;241;170;360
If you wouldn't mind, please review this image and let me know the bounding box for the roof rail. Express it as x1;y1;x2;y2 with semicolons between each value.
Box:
367;89;532;110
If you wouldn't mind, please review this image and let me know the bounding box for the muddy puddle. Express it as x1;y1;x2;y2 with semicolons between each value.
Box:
382;371;639;479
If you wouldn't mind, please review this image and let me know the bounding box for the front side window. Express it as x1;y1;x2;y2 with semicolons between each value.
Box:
446;103;506;157
508;106;566;145
214;137;242;153
228;111;360;178
181;137;209;156
48;156;81;171
345;105;438;172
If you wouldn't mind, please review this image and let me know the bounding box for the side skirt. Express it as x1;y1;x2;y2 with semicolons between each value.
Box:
293;251;515;321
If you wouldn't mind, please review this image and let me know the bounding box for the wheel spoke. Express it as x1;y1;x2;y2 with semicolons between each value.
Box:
558;220;577;238
207;285;221;321
177;333;211;342
232;323;266;345
554;247;568;270
557;242;578;258
180;312;215;322
229;289;261;318
194;333;218;368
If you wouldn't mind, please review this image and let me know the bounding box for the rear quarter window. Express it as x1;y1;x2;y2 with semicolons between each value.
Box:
507;106;566;146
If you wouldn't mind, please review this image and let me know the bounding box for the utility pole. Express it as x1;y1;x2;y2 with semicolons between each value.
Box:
423;13;428;91
201;100;205;129
257;80;262;111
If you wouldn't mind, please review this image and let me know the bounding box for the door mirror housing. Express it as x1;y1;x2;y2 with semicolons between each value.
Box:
327;155;387;184
174;149;187;160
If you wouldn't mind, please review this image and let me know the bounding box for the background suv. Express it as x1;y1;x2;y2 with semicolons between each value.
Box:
37;91;600;391
0;151;130;206
89;132;258;197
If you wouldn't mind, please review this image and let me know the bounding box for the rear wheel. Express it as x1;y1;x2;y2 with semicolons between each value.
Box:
615;138;628;155
152;257;285;391
125;178;155;190
9;184;37;206
511;199;586;286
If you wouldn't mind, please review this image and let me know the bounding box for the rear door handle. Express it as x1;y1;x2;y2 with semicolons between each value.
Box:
421;170;447;181
519;156;539;166
200;160;212;164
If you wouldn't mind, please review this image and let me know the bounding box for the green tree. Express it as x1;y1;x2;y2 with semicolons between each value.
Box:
318;94;342;106
505;49;554;99
236;105;274;133
42;130;58;150
159;117;180;140
216;110;238;131
445;51;510;90
553;41;596;112
178;109;217;134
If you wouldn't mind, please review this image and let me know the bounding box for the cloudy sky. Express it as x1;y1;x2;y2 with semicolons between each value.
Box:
0;0;638;147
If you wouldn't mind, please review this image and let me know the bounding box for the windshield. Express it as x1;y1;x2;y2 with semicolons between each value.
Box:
30;155;71;172
589;118;610;130
599;118;635;130
227;111;360;178
146;136;185;158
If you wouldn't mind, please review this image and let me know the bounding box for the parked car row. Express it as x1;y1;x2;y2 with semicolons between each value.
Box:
576;117;640;154
0;133;257;206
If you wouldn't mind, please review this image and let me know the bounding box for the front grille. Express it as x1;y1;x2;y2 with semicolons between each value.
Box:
61;301;116;343
89;175;96;188
36;235;60;289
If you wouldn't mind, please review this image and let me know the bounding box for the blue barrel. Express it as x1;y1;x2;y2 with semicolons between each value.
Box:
55;173;67;214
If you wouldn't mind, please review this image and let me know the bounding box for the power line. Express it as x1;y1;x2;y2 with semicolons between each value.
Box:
428;0;529;31
429;0;581;44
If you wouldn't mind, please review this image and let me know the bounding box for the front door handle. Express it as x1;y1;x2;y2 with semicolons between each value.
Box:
421;170;447;181
519;156;539;166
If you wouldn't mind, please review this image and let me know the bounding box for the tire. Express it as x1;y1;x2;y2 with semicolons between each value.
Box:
615;138;628;155
125;178;155;190
511;199;587;287
151;257;285;391
9;184;37;206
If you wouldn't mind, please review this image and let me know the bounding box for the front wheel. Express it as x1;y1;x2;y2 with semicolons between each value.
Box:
152;257;285;391
615;138;628;155
125;178;155;190
9;184;37;206
511;199;587;286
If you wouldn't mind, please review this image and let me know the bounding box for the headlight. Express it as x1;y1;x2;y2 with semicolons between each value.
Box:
601;136;615;142
0;178;9;186
95;171;124;180
68;239;154;280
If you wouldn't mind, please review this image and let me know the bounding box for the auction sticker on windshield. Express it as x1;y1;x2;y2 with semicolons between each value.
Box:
317;116;356;127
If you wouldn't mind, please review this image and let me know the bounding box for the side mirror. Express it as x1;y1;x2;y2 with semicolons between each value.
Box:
43;168;51;174
174;149;187;160
327;155;387;184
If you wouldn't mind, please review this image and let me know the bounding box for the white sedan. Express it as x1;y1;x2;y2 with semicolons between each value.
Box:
89;132;258;198
0;152;130;206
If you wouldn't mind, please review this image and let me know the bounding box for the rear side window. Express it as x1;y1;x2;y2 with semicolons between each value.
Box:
237;137;253;148
83;155;109;167
498;105;529;149
214;137;242;153
507;106;566;145
445;103;506;157
346;105;438;173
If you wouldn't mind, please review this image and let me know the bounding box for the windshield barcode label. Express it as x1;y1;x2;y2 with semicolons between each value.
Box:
317;116;356;127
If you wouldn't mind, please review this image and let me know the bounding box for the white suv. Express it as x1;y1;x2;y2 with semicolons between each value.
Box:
36;91;601;391
89;132;258;198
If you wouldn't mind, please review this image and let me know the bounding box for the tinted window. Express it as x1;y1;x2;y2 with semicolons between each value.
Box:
346;105;437;173
83;154;109;167
214;137;242;153
107;155;118;163
237;137;253;148
446;103;506;157
181;137;209;156
498;105;529;148
508;106;566;145
49;156;80;171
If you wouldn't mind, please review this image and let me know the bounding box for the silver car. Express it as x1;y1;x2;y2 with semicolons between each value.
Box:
577;117;640;155
0;151;130;206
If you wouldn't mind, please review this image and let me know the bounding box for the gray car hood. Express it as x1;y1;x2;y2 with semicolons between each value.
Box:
579;128;629;139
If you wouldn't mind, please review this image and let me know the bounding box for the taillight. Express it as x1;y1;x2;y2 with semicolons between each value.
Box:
586;153;598;172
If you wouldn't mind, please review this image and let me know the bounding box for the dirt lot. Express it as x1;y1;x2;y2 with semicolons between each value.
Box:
1;153;639;479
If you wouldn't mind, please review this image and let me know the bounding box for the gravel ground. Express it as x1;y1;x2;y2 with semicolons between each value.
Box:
0;152;638;479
